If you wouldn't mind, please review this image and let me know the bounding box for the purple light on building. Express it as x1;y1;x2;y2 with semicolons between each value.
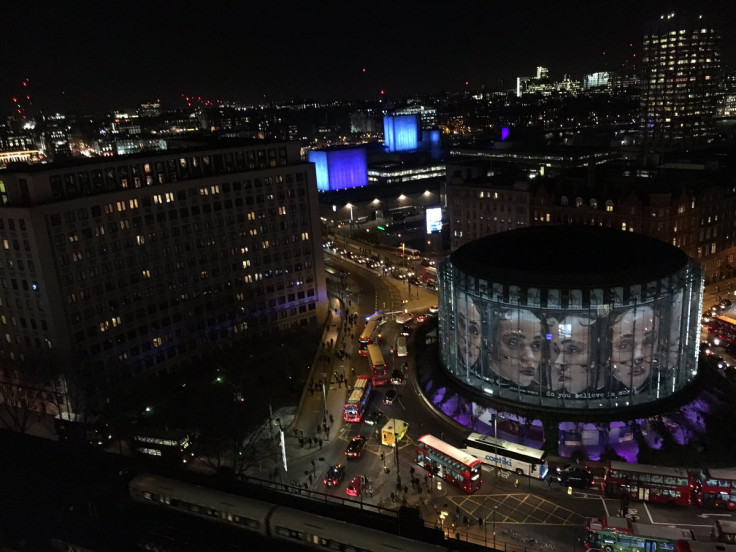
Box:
307;147;367;191
384;114;419;152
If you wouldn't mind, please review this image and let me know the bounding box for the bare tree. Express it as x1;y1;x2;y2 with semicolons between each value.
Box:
0;366;44;434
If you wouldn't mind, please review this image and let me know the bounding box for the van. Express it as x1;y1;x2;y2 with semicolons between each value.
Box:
396;335;407;357
381;419;409;447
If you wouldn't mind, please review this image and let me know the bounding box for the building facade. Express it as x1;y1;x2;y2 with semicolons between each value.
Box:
446;160;532;251
639;13;721;148
0;140;327;405
447;158;736;281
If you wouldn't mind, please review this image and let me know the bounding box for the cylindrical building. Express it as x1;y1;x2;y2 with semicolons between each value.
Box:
438;226;704;410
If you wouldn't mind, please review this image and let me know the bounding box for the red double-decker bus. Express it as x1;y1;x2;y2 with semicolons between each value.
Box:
708;315;736;347
603;460;696;507
343;375;372;423
416;434;482;494
367;343;388;386
697;468;736;510
358;318;380;356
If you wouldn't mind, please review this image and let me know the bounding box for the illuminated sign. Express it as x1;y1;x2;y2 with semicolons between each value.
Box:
426;206;442;234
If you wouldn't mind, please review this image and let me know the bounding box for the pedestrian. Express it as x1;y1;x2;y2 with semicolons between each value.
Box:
478;517;484;528
463;516;470;528
330;338;334;347
308;474;313;485
329;414;334;424
293;428;299;438
308;437;313;448
316;425;321;436
404;485;408;495
323;423;328;434
298;437;304;448
299;429;304;438
318;438;323;449
514;478;520;488
455;506;460;520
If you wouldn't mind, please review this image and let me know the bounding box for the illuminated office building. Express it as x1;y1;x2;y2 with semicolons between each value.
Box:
393;105;437;130
640;13;721;148
0;140;327;402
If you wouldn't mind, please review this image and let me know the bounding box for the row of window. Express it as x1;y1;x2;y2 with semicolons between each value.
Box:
47;147;293;201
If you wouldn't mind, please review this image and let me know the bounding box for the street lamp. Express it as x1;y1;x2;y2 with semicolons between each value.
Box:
346;202;354;222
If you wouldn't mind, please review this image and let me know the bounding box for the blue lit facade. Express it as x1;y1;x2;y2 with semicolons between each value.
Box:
384;115;420;152
308;147;368;191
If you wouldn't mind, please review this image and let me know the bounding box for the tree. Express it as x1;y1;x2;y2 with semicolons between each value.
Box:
0;365;44;434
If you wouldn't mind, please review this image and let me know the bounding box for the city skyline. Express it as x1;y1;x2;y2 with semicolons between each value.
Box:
4;0;736;116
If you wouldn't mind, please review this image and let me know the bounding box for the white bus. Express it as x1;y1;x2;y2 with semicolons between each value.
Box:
462;432;549;479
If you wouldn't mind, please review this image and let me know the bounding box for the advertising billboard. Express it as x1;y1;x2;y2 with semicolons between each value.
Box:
438;260;703;409
426;206;442;234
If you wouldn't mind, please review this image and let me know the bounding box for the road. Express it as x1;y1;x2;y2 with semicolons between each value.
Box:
269;252;736;551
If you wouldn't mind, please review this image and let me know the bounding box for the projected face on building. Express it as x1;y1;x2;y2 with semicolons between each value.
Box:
488;309;543;388
455;292;482;372
547;315;598;394
610;306;657;393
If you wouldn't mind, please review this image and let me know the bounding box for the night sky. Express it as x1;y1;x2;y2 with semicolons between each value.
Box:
3;0;736;116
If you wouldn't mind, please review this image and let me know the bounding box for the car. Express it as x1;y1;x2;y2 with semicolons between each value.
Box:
323;464;345;487
555;465;593;488
428;305;438;314
346;476;364;497
390;369;404;385
383;389;398;405
426;280;438;291
415;314;426;323
396;313;414;325
345;435;367;459
710;304;723;313
400;324;411;337
363;410;385;426
722;299;733;309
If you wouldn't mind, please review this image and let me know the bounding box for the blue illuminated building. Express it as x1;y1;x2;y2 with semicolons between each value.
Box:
384;114;420;152
307;147;368;191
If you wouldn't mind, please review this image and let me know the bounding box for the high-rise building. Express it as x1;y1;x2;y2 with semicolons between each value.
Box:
639;13;721;148
0;140;327;407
